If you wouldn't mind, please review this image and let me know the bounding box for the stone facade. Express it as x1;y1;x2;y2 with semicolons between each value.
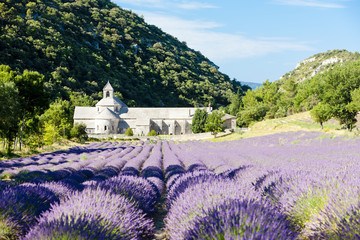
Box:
74;82;236;136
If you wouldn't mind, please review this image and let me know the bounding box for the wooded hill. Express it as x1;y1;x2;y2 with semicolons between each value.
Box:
279;49;360;84
227;50;360;131
0;0;247;107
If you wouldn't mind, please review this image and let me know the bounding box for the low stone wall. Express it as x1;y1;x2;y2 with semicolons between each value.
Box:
88;129;233;142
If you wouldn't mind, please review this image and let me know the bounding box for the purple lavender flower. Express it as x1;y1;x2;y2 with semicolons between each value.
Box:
28;187;154;239
162;141;185;184
184;199;298;240
166;170;217;207
0;184;59;238
96;175;160;214
24;215;118;239
165;178;263;240
141;142;164;180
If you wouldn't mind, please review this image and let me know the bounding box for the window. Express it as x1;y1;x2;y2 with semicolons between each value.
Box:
97;125;99;130
106;91;110;98
104;126;107;131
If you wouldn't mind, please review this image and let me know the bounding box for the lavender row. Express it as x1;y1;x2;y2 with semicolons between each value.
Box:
1;131;359;238
163;132;360;239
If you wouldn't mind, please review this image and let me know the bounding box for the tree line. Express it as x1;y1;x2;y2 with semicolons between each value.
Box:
222;60;360;131
0;65;87;156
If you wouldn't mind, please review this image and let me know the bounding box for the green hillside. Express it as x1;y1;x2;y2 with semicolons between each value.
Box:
0;0;247;107
279;49;360;84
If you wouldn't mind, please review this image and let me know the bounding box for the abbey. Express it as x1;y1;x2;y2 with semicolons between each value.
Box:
74;82;236;136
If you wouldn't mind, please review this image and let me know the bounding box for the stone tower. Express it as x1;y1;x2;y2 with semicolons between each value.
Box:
103;81;114;99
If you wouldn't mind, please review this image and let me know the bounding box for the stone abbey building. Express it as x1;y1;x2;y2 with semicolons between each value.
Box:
74;82;236;136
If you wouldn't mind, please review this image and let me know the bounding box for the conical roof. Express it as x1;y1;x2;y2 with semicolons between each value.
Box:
95;108;119;119
96;97;128;107
103;81;113;91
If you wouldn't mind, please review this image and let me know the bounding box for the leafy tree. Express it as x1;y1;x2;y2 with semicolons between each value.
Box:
242;89;261;108
228;90;243;116
15;70;48;150
191;109;208;133
346;88;360;114
125;128;133;136
0;66;20;154
40;99;72;144
205;110;225;137
257;79;279;107
237;103;270;127
310;103;332;129
320;61;360;131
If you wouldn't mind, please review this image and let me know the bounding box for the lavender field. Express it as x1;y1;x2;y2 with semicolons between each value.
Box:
1;131;360;239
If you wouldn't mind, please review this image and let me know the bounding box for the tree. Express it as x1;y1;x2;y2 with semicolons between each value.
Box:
40;99;72;144
310;103;332;129
191;109;208;133
242;89;261;108
258;79;279;107
320;61;360;131
15;70;48;150
237;103;270;127
0;66;20;154
205;110;225;137
228;90;243;116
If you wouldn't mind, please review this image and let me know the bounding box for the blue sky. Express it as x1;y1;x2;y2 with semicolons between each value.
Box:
111;0;360;84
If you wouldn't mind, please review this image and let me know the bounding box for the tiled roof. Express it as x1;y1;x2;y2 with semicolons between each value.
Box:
74;107;120;120
222;113;236;120
74;107;98;119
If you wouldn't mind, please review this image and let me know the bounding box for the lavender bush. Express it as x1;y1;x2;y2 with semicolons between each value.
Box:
26;187;155;240
185;199;297;240
0;184;59;239
96;175;160;214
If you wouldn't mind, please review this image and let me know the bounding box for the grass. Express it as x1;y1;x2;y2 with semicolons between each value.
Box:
207;111;359;142
0;140;88;161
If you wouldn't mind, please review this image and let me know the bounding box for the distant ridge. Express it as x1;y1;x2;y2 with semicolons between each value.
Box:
240;81;263;90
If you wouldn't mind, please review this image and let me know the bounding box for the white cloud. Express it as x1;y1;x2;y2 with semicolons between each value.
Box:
112;0;218;10
138;11;314;61
274;0;347;8
176;2;218;9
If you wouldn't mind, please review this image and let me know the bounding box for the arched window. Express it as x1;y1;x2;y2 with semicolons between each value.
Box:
106;91;110;98
104;126;107;131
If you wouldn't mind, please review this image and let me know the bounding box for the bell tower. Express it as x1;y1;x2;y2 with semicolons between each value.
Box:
103;81;114;99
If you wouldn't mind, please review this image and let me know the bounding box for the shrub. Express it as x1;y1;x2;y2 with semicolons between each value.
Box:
70;122;88;141
24;187;154;240
191;109;208;133
125;128;134;136
0;185;59;239
147;130;157;136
